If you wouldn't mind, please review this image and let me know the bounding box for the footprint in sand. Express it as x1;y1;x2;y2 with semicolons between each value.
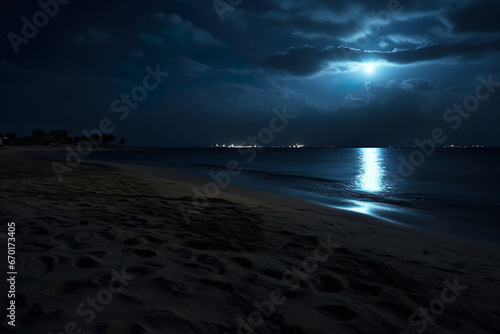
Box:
25;256;54;274
260;269;283;280
62;279;99;293
347;278;382;296
20;242;53;252
122;235;164;246
319;305;358;321
75;256;102;268
318;274;344;293
132;248;157;258
230;256;253;268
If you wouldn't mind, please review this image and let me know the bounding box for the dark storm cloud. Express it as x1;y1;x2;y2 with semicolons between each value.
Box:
381;41;500;64
261;40;500;76
236;0;500;55
241;0;448;42
138;12;225;48
247;11;354;41
261;45;343;76
270;0;430;13
253;0;500;77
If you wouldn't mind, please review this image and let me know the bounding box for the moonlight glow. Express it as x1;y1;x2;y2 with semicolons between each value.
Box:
365;63;376;73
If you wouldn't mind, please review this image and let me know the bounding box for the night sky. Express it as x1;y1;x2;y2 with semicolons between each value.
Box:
1;0;500;147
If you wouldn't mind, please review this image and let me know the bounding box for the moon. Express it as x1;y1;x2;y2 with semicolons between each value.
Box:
365;63;376;74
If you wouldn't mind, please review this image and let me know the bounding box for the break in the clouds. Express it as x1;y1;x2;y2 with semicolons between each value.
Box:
1;0;500;146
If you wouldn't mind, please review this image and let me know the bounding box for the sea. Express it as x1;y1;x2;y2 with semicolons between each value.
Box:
38;147;500;244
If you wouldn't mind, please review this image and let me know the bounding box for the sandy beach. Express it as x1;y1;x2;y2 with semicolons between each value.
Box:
0;148;499;334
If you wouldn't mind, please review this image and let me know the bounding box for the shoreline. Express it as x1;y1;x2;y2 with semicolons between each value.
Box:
0;146;468;240
108;158;494;247
3;145;498;246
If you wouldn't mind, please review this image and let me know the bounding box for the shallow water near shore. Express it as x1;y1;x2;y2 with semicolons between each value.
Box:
37;147;500;243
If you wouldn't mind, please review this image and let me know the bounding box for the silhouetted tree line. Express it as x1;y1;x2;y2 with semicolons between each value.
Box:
0;129;125;147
